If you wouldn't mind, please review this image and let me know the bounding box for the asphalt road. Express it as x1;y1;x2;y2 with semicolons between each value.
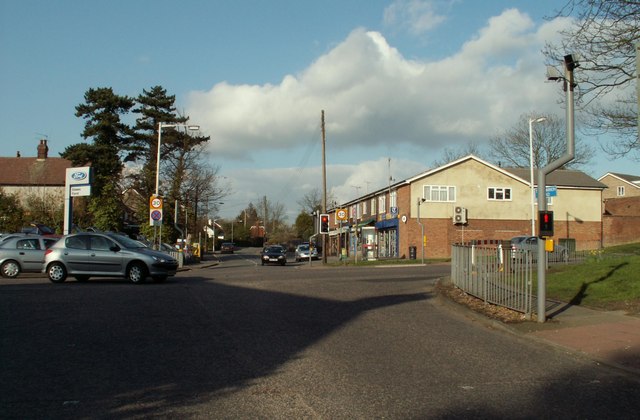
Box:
1;249;639;418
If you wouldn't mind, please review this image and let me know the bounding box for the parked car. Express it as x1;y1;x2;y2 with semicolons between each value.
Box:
43;232;179;284
510;236;569;263
295;244;319;261
220;242;235;254
0;235;59;278
260;245;287;266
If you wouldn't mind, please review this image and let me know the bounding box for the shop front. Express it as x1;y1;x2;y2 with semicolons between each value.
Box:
375;217;399;258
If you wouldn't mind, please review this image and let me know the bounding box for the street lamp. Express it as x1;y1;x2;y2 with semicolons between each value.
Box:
528;117;546;236
155;122;200;196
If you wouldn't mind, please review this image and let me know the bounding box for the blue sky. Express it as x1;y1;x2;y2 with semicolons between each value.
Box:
1;0;637;221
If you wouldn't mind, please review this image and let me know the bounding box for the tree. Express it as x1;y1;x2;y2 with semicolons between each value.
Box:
431;143;485;168
544;0;639;159
489;113;595;169
67;87;134;231
0;189;24;232
294;211;315;240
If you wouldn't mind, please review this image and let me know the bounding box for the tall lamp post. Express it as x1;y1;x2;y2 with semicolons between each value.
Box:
528;117;546;236
155;122;200;196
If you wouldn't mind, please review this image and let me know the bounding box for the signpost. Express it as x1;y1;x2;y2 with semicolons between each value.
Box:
63;167;92;235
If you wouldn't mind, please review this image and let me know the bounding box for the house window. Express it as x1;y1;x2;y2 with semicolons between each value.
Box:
390;190;397;209
487;187;512;201
362;200;368;215
617;186;625;196
370;198;376;214
378;195;386;213
423;185;456;202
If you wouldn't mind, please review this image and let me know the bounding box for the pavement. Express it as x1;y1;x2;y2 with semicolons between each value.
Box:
505;302;640;376
188;253;640;377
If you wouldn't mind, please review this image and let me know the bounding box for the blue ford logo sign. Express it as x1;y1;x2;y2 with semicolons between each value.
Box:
71;172;87;181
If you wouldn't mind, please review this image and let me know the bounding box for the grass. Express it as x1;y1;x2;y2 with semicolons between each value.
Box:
541;242;640;313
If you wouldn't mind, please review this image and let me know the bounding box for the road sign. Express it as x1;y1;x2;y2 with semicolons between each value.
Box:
150;196;163;209
535;186;558;198
336;208;348;221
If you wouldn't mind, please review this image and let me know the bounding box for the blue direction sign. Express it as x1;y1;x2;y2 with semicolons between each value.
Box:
535;186;558;198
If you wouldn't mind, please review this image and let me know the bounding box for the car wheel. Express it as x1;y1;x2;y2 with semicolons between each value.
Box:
152;276;167;283
47;263;67;283
1;260;20;278
75;276;90;282
281;261;286;266
127;262;147;284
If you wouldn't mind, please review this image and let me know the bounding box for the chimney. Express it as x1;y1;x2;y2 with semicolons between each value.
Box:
16;151;21;158
37;139;49;160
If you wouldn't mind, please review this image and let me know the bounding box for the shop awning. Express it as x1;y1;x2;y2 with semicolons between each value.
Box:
375;218;399;229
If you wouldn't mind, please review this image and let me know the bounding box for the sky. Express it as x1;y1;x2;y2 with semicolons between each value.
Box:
1;0;637;222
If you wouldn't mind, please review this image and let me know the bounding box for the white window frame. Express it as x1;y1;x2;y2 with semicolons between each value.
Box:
370;198;376;215
362;200;368;215
423;185;456;202
390;190;397;209
487;187;512;201
617;186;625;196
378;195;386;214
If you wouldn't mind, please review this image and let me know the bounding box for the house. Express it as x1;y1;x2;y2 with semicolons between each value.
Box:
327;155;606;259
598;172;640;246
598;172;640;200
0;139;73;210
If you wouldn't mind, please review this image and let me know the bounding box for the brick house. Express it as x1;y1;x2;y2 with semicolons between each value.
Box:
0;139;73;211
327;155;606;259
598;172;640;246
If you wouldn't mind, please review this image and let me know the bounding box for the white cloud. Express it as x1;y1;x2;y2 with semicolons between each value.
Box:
186;9;573;219
383;0;448;35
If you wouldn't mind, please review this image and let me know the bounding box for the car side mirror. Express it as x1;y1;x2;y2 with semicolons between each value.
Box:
110;245;121;252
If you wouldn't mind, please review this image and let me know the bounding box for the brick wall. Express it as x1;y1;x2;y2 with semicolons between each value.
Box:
603;215;640;247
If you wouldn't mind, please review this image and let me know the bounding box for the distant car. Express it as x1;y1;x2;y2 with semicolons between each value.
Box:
0;235;59;278
43;232;179;284
260;245;287;266
220;242;235;254
295;244;318;262
510;236;569;263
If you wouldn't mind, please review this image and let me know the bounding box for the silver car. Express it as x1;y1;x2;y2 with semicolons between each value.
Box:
295;244;319;262
510;235;569;263
0;235;59;278
43;232;179;284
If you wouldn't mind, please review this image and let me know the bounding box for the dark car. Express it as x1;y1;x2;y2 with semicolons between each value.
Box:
220;242;235;254
43;232;179;284
260;245;287;266
0;235;59;278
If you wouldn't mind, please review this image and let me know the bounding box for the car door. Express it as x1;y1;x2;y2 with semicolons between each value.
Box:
62;235;90;273
88;235;124;274
15;238;44;272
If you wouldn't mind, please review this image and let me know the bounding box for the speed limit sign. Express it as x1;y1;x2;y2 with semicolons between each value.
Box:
150;196;163;209
336;208;348;221
149;195;164;226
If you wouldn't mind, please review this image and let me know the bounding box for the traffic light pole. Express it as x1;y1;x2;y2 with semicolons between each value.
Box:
537;54;577;323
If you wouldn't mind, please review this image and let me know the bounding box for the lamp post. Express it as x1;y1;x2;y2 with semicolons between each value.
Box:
417;198;426;264
155;122;200;196
528;117;546;236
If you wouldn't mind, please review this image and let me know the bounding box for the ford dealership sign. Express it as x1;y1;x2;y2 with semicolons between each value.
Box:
65;166;92;186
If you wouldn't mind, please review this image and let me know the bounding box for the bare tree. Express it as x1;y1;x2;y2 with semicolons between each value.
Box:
431;143;485;168
489;113;595;169
544;0;639;159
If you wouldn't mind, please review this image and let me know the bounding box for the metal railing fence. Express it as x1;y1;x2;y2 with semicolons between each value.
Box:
451;244;534;318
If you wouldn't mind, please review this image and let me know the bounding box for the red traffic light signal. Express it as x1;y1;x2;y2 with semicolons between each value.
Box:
319;214;330;234
538;210;554;238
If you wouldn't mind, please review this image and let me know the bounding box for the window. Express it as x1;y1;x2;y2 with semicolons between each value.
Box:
17;239;40;250
390;190;397;209
66;236;88;250
90;236;113;251
378;195;386;214
423;185;456;202
362;200;368;215
617;186;625;196
370;198;376;214
488;187;512;201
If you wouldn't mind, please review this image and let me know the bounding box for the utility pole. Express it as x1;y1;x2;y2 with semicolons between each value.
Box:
321;110;328;264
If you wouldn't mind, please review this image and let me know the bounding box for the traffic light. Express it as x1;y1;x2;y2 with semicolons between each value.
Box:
538;210;554;238
319;214;330;234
